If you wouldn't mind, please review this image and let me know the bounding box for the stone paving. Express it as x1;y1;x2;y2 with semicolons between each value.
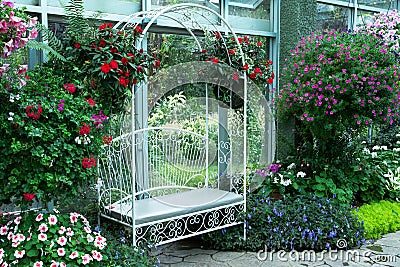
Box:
153;231;400;267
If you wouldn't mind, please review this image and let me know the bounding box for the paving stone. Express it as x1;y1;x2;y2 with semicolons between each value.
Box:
157;254;183;265
227;253;264;267
212;251;246;262
184;254;215;263
163;249;216;258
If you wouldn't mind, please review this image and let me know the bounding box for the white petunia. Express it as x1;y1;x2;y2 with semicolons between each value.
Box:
287;163;296;170
296;171;307;178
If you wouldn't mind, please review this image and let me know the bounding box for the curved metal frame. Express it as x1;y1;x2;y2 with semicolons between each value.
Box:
98;3;248;246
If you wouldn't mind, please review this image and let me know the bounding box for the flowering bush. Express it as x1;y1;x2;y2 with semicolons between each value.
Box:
275;29;400;173
356;9;400;58
0;65;108;206
0;210;107;266
201;32;274;90
353;134;400;200
204;193;365;251
0;0;38;59
250;162;307;195
69;23;160;113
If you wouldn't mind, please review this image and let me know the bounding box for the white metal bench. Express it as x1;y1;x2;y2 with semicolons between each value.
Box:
97;127;245;246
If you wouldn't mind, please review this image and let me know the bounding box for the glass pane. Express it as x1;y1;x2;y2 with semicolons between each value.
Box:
14;0;39;5
358;0;396;9
317;4;349;30
228;0;270;31
356;10;375;27
151;0;220;10
47;0;141;15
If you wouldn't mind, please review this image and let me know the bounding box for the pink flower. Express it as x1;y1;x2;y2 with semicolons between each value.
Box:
35;214;43;222
69;251;79;259
38;233;47;241
38;223;48;232
48;214;58;225
14;250;25;258
0;226;7;235
57;248;66;256
34;261;43;267
81;254;93;265
57;236;67;246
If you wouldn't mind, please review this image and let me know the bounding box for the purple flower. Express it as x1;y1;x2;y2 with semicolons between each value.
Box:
269;163;280;173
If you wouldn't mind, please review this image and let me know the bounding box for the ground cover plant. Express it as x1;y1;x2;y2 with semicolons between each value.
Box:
354;200;400;240
203;192;365;252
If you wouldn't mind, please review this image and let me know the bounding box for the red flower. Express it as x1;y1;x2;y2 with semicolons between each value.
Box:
137;65;143;72
228;49;236;55
99;40;106;47
201;49;207;54
271;71;275;79
63;83;76;93
107;23;113;28
257;41;263;47
243;64;249;70
101;63;111;73
127;53;134;58
26;104;43;120
99;23;107;30
74;43;81;49
214;32;221;39
232;73;239;81
23;193;35;201
102;136;113;146
134;26;143;34
121;57;128;65
238;37;243;43
85;98;96;107
79;123;91;135
110;60;118;69
82;155;96;169
255;68;261;74
249;72;256;79
119;76;129;87
110;47;117;53
244;36;249;43
209;57;219;64
268;78;273;84
155;60;161;67
267;59;273;65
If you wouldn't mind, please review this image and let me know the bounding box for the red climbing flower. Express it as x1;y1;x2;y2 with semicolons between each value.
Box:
82;155;96;169
26;104;42;120
79;123;91;135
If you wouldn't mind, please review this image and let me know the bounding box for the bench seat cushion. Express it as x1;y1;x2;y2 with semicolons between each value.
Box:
104;188;243;225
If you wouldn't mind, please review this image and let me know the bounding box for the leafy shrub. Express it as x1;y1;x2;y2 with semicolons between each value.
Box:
353;200;400;240
99;224;157;267
203;193;365;251
0;210;107;266
275;29;400;173
0;65;107;206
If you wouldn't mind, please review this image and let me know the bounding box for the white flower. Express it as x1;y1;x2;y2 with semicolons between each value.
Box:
9;112;14;116
372;145;380;150
394;148;400;152
48;214;58;225
296;171;307;178
287;163;296;170
371;152;378;158
14;250;25;258
280;178;292;186
75;136;82;145
9;96;14;102
8;117;13;121
396;133;400;137
381;146;388;150
396;141;400;145
15;94;20;100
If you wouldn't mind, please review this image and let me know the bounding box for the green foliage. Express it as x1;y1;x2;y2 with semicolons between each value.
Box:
0;210;108;266
99;223;157;267
0;65;107;206
27;40;66;61
204;193;365;251
64;0;92;43
354;200;400;240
